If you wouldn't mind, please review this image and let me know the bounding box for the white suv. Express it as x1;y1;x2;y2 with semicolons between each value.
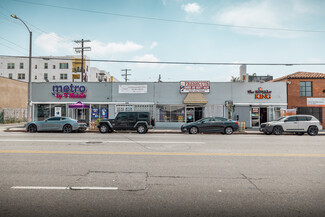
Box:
260;115;323;136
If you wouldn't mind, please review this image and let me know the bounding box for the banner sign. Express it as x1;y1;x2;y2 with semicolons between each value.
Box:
307;98;325;107
92;108;99;118
180;81;210;93
119;85;148;94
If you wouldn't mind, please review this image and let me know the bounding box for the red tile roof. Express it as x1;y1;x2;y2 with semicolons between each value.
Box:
270;71;325;82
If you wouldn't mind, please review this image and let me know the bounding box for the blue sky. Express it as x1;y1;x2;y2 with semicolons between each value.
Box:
1;0;325;82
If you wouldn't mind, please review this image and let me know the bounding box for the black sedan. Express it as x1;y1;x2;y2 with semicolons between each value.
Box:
181;117;239;135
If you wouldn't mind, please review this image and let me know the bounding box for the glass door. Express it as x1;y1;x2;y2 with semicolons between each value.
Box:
186;107;195;123
251;107;260;127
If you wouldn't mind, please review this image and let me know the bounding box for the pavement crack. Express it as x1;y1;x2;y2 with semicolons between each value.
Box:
240;173;263;194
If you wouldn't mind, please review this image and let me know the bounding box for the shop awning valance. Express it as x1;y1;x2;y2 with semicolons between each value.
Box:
68;101;90;108
183;93;208;104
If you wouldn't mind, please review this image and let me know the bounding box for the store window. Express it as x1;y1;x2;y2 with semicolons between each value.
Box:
34;104;50;121
297;107;322;123
157;105;185;122
300;81;312;97
50;104;66;117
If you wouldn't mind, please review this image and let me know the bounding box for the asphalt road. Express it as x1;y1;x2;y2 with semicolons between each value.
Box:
0;130;325;217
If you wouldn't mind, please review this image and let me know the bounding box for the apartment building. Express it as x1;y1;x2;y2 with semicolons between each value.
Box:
0;55;91;82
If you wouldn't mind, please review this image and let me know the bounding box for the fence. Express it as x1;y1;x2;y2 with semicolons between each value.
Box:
0;108;27;124
0;111;3;124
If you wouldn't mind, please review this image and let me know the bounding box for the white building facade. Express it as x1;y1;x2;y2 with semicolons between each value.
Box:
0;55;92;82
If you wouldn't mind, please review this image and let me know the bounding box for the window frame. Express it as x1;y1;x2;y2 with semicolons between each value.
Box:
7;63;14;69
18;73;25;80
300;81;312;97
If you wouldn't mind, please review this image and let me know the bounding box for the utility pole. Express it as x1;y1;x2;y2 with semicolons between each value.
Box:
74;39;91;82
121;69;131;82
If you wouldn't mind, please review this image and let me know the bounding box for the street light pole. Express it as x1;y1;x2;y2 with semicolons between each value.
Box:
11;15;32;122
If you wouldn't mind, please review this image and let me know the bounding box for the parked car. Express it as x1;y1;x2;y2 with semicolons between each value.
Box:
26;117;87;133
259;115;323;136
181;117;239;135
97;112;155;134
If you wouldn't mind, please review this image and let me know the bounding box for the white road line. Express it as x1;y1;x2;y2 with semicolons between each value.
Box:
11;186;118;190
0;139;204;144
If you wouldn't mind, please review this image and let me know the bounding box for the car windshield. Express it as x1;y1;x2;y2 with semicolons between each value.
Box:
276;117;286;121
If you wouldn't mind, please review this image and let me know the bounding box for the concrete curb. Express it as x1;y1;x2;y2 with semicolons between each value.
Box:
5;128;325;135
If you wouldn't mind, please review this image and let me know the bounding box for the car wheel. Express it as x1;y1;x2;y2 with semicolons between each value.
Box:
307;126;318;136
99;124;109;133
63;124;73;133
273;126;283;135
295;132;304;136
189;127;198;134
224;127;234;135
137;124;147;134
27;124;37;133
264;132;272;135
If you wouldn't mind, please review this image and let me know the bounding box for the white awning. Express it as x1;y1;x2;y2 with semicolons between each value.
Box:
233;103;287;106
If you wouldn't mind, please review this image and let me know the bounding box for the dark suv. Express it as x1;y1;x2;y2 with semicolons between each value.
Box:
97;112;155;134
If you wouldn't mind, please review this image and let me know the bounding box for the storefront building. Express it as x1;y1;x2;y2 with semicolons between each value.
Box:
31;81;287;128
271;71;325;128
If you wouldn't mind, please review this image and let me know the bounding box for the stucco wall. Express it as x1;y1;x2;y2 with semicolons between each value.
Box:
0;76;27;108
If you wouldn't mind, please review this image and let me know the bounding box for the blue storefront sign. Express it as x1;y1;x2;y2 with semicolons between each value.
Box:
92;108;99;118
101;108;108;118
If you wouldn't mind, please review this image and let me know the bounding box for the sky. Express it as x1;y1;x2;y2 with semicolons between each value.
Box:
1;0;325;82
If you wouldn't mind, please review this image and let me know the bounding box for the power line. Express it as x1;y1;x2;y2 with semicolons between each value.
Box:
10;0;325;33
1;55;325;66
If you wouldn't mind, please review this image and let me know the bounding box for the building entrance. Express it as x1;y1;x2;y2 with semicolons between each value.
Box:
186;106;203;123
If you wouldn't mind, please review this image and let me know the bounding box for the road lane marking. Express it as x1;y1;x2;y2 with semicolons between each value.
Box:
11;186;118;190
1;150;325;158
0;139;204;144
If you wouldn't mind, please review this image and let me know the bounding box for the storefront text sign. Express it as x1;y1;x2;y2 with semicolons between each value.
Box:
180;81;210;93
52;84;87;100
247;87;272;99
119;85;147;94
307;98;325;107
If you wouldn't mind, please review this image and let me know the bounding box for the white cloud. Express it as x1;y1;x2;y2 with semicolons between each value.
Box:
35;33;143;56
182;3;202;14
89;41;143;56
214;1;298;38
134;54;160;68
149;42;158;49
35;32;73;54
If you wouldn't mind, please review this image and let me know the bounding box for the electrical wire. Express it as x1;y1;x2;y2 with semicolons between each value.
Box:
10;0;325;33
1;55;324;66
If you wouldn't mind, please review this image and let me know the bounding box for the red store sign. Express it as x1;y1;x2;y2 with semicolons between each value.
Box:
247;87;272;99
180;81;210;93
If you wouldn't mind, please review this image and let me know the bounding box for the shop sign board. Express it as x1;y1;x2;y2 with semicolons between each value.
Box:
247;87;272;99
51;84;87;100
180;81;210;93
307;98;325;107
119;85;147;94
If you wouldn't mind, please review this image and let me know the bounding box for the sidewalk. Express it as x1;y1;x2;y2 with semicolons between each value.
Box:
3;123;325;135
